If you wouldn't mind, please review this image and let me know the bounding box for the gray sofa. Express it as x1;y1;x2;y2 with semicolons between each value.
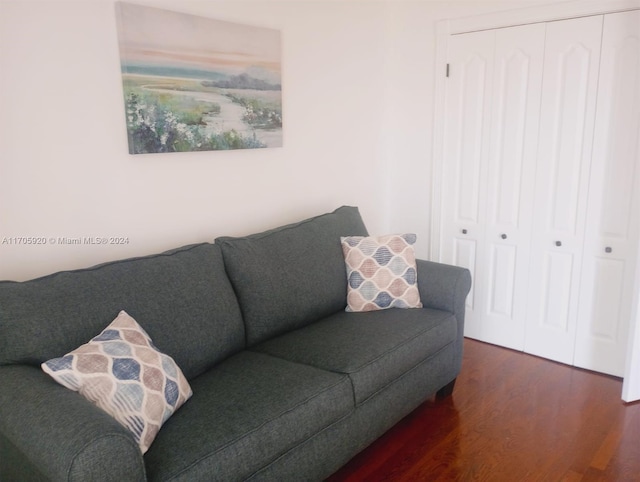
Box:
0;206;471;481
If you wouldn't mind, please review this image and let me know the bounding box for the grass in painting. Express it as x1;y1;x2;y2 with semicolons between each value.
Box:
122;75;272;153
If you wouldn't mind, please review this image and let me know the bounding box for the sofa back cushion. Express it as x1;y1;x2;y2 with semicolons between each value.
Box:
216;206;368;345
0;243;245;380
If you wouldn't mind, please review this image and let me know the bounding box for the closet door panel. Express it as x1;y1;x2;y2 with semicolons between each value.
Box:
481;23;544;350
453;238;478;312
525;16;603;363
541;252;574;326
441;30;494;340
486;244;517;316
574;10;640;376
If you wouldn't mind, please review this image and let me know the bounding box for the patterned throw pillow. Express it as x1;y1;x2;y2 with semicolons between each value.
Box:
341;233;422;312
41;310;192;454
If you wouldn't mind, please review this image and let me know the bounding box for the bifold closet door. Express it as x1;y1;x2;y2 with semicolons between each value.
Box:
480;24;544;350
524;16;603;365
439;9;639;377
574;10;640;377
440;30;494;340
441;24;544;348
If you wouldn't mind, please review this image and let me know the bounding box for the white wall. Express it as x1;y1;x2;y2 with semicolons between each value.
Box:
0;0;554;281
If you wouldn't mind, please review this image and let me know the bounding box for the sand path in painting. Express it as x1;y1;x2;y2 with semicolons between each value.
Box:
142;86;249;134
176;90;249;135
142;85;280;147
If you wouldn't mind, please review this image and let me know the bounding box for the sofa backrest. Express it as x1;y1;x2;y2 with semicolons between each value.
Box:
216;206;368;345
0;243;245;380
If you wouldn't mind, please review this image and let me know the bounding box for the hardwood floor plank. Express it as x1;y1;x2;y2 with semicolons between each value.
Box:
590;423;623;471
560;470;586;482
327;339;640;482
604;404;640;480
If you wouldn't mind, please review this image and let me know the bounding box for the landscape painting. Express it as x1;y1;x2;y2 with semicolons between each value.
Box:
115;2;282;154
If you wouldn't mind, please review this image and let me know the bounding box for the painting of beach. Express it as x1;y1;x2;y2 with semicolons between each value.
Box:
115;2;282;154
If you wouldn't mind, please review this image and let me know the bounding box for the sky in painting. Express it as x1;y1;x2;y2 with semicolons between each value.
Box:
115;2;281;81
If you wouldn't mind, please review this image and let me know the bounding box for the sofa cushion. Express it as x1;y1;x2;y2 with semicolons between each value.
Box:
42;310;192;454
216;206;368;345
341;233;422;312
0;243;245;380
144;351;353;481
251;308;457;405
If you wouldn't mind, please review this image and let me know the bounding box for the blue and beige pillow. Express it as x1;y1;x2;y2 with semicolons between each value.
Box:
341;233;422;312
41;310;192;453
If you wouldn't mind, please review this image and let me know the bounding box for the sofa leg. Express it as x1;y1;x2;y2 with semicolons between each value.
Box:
436;378;456;399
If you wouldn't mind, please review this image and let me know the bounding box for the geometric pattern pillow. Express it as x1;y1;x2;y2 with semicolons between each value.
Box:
41;310;192;454
341;233;422;312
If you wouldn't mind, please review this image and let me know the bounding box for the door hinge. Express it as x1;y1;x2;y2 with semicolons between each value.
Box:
446;63;450;77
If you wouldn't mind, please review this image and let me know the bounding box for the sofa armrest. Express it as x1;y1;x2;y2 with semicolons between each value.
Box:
416;259;471;318
0;365;146;482
416;259;471;373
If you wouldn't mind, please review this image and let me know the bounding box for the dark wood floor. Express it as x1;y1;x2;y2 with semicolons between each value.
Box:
327;339;640;482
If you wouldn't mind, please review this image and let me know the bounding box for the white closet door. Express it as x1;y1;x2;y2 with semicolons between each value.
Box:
574;10;640;376
440;30;494;340
525;16;603;364
481;24;544;350
442;25;544;348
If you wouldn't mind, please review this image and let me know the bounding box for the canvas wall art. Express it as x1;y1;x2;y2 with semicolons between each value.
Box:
115;2;282;154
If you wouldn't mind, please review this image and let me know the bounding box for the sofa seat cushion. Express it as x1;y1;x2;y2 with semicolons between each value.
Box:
251;308;457;406
144;351;353;482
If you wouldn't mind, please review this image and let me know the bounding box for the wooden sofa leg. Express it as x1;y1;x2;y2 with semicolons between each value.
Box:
436;378;456;399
